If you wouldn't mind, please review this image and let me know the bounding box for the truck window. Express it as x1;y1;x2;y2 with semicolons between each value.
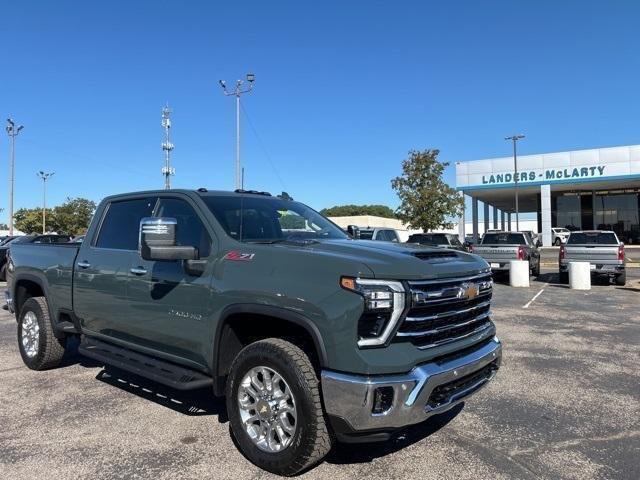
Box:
95;198;157;250
359;230;374;240
155;198;212;257
567;232;618;245
481;233;526;245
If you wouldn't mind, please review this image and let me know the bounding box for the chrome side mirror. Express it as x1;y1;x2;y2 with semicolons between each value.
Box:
139;217;198;261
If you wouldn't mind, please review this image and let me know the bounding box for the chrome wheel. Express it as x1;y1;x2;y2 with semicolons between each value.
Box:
237;366;297;453
21;311;40;358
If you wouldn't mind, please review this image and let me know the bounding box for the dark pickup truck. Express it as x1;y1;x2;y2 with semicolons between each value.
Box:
5;189;501;475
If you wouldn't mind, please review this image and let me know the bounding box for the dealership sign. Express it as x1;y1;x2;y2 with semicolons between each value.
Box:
481;165;606;185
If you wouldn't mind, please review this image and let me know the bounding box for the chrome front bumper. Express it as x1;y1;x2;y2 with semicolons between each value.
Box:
321;337;501;433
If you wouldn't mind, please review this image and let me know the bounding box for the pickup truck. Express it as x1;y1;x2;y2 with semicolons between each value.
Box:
5;189;501;475
559;230;626;285
0;234;72;281
472;231;541;277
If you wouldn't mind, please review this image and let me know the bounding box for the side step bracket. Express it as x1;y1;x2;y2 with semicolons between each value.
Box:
79;337;213;391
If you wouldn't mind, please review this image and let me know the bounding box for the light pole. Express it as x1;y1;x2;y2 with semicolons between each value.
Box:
505;134;525;231
6;119;24;236
218;73;255;189
37;171;54;234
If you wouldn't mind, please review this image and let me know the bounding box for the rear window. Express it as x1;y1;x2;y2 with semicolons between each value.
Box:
567;232;618;245
481;233;527;245
359;230;374;240
409;233;449;245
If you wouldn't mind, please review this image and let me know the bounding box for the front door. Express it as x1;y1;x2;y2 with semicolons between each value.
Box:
126;195;215;367
74;196;157;337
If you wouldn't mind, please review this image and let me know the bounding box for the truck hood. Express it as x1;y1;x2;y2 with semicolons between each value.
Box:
278;239;488;280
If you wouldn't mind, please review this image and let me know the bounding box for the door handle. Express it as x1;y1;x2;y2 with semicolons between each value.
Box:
77;261;91;269
130;267;148;275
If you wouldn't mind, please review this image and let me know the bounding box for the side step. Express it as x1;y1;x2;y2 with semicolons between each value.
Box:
79;337;213;391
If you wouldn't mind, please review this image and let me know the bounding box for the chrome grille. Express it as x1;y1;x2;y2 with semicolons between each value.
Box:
396;272;494;349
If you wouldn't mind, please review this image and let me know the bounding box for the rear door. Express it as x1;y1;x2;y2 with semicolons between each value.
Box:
73;197;157;337
126;195;216;366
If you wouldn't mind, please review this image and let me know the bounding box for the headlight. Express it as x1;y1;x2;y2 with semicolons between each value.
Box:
341;277;406;347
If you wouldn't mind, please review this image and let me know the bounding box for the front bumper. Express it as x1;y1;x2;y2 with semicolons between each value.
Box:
321;337;501;439
559;262;625;275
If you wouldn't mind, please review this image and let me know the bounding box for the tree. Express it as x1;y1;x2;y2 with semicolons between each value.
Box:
320;204;397;218
51;197;97;235
391;149;463;231
13;208;45;234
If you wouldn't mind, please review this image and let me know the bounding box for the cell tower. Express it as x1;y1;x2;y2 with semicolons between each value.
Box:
161;105;175;189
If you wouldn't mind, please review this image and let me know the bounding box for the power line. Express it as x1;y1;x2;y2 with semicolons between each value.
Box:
239;101;287;191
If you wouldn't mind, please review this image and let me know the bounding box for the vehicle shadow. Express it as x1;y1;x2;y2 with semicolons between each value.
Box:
325;403;464;465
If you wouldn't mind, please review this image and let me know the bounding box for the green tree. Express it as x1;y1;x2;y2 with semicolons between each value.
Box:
52;197;97;235
391;149;463;231
320;204;397;218
13;208;45;234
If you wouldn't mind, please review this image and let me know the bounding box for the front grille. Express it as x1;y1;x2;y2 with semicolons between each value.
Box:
426;360;499;409
395;272;494;349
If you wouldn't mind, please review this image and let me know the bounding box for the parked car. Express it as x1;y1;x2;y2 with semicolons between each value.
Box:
559;230;625;285
551;227;571;246
473;231;541;277
407;232;466;251
5;189;501;475
358;227;400;242
0;235;72;281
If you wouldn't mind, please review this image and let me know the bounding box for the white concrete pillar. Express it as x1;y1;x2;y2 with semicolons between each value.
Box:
458;191;466;243
483;202;490;233
493;206;498;229
509;261;530;287
472;197;479;243
569;262;591;290
541;184;552;246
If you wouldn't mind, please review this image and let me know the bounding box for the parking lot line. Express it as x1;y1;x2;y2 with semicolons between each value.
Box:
522;283;548;309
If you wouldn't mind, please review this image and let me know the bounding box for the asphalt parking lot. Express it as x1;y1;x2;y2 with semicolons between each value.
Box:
1;271;639;480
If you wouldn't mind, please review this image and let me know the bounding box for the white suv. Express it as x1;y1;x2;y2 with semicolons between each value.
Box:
551;227;570;246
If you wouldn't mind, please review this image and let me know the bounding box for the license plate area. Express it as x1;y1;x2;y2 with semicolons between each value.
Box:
490;263;500;269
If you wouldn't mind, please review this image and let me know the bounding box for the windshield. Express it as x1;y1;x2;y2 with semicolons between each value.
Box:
409;233;448;245
567;232;618;245
202;195;347;243
481;233;527;245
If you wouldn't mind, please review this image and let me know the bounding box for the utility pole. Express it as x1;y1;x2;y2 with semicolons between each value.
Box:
505;134;525;231
36;171;54;234
161;106;175;189
6;119;24;236
218;73;255;189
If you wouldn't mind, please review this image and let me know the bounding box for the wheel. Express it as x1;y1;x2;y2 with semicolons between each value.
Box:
532;260;540;277
0;263;6;282
17;297;67;370
615;271;626;286
226;338;332;476
559;271;569;284
554;238;561;246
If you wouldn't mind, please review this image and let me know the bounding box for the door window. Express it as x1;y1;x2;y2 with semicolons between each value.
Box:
155;198;212;257
95;197;157;250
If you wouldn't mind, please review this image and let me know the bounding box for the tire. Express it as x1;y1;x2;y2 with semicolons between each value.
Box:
17;297;67;370
554;238;561;246
615;271;626;286
532;260;540;277
0;263;6;282
559;271;569;284
226;338;332;476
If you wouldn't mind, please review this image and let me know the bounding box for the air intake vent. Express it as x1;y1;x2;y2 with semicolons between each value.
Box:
413;251;458;261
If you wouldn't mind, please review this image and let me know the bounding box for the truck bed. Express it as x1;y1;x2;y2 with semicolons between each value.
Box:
8;243;80;318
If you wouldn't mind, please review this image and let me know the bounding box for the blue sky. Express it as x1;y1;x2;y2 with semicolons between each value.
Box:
2;0;640;222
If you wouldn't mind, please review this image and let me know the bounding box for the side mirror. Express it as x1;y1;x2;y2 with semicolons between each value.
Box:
536;239;542;247
347;225;360;239
139;217;198;261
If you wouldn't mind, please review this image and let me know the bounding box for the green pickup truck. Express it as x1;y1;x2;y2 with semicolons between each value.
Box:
5;189;501;475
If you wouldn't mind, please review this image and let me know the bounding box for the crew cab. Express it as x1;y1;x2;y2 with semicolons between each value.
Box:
473;231;541;277
5;189;501;475
559;230;626;285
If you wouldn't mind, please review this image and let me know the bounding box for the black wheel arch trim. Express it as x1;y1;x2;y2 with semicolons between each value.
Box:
213;303;329;394
10;273;53;321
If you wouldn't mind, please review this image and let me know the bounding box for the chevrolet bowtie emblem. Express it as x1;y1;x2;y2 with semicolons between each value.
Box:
460;282;479;300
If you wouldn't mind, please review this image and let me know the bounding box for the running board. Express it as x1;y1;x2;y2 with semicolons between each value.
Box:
79;337;213;391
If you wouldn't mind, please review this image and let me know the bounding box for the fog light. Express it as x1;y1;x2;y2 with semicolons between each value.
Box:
372;386;394;414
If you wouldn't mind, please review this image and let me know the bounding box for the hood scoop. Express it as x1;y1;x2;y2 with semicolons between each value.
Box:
412;250;459;262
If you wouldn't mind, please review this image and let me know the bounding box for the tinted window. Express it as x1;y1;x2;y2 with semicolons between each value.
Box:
481;233;527;245
50;236;71;243
96;198;157;250
155;198;211;257
359;230;374;240
567;232;618;245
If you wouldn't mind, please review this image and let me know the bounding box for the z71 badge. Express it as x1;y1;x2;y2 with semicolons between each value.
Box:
224;251;256;261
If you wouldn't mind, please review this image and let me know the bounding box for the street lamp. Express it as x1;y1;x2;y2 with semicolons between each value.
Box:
36;171;54;234
505;134;525;231
218;73;255;189
6;118;24;236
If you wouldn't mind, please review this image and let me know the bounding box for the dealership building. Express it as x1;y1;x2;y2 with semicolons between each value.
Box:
456;144;640;246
